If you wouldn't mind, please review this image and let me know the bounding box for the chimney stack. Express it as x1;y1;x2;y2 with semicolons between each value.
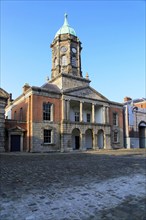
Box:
124;97;132;102
23;83;30;93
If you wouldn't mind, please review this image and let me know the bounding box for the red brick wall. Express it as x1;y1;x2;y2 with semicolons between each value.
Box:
11;99;28;121
11;94;62;123
32;95;62;122
109;106;123;129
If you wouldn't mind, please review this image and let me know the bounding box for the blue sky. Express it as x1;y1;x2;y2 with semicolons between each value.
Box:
1;0;145;103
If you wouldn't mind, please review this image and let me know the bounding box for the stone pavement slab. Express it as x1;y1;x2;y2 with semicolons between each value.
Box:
0;149;146;219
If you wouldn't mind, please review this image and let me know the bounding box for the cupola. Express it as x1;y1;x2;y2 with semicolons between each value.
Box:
55;13;76;38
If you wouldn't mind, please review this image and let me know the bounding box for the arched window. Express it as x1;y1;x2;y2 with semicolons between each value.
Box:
54;57;58;67
61;55;67;66
20;108;23;121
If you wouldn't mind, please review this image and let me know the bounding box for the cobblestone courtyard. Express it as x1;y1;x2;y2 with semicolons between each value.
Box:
0;149;146;220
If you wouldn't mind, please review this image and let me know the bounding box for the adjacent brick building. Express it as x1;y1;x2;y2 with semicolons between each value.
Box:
5;14;124;152
123;97;146;148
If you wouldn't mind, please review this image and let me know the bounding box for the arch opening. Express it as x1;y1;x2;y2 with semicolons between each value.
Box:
72;128;80;150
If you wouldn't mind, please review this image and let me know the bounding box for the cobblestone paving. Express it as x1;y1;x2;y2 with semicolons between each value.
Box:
0;149;146;220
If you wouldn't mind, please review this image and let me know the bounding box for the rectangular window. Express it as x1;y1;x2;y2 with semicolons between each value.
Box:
44;129;51;143
87;113;91;122
43;103;52;121
113;131;118;143
75;112;80;122
72;57;76;67
113;113;118;126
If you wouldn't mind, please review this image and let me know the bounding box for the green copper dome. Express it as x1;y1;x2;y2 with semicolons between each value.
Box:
55;14;76;38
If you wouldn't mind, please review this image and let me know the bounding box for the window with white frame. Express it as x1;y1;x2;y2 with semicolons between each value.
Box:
75;112;80;122
113;112;118;126
43;103;52;121
44;129;52;144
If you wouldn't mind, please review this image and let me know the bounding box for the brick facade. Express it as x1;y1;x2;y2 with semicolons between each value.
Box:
123;98;146;148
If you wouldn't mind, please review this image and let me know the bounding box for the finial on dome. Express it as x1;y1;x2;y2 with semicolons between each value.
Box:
64;13;69;26
55;13;76;38
86;72;89;79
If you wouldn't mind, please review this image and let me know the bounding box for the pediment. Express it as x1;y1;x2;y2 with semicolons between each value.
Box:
64;86;108;101
8;126;26;132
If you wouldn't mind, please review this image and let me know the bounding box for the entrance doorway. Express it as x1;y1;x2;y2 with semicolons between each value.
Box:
75;136;80;149
72;128;80;150
8;126;25;152
11;135;21;151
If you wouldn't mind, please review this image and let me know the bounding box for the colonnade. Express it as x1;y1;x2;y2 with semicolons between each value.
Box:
62;98;109;124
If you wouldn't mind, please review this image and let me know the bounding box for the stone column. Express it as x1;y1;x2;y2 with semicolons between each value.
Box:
62;98;66;121
93;133;97;150
80;133;86;150
80;101;83;122
102;106;106;124
106;106;109;123
67;100;70;121
92;104;95;123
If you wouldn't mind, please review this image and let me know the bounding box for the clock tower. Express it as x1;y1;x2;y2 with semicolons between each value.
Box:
49;14;90;90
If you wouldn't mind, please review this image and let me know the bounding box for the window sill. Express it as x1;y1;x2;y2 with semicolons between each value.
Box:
43;120;53;123
42;143;55;146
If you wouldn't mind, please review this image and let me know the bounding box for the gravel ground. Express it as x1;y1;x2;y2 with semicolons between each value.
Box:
0;149;146;220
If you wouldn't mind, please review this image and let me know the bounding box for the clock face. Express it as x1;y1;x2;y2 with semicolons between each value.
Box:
61;46;67;52
72;48;77;53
